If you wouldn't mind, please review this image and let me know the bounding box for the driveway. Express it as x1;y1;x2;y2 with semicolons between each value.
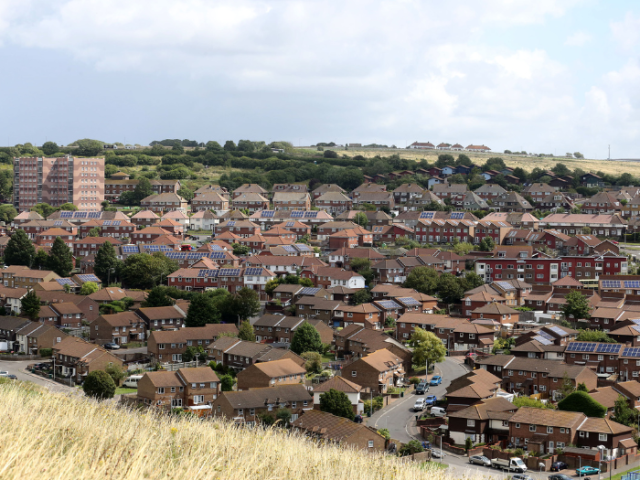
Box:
367;357;469;443
0;359;76;393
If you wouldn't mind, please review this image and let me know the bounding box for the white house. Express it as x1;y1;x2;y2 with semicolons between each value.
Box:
0;287;28;314
189;210;218;231
162;210;190;228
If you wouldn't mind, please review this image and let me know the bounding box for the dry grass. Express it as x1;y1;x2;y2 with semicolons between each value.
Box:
325;148;639;177
0;382;486;480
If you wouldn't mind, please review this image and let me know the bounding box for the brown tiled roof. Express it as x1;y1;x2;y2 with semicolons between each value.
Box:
589;386;623;409
448;396;516;420
313;375;363;394
137;306;185;321
357;349;403;372
220;384;311;408
510;407;585;429
581;417;631;435
150;324;238;344
252;359;306;377
50;303;82;315
615;381;640;397
97;311;140;327
291;410;383;443
144;371;184;388
177;367;220;384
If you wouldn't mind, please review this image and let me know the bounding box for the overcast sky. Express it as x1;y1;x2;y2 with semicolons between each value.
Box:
1;0;640;158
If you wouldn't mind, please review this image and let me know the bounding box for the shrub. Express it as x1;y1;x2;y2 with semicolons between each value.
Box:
398;440;424;457
558;391;606;418
514;448;525;457
39;348;52;357
377;428;390;440
409;377;421;385
82;371;116;400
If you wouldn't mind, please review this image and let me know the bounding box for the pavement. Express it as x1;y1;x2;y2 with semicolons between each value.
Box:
0;359;76;393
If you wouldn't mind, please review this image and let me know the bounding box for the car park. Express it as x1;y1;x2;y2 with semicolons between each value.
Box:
429;375;442;386
469;455;491;467
424;395;437;405
576;466;600;476
550;461;568;472
413;398;426;411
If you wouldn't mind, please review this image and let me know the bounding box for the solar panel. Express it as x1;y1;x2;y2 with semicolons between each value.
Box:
304;211;318;218
566;343;579;352
103;220;111;226
533;335;552;346
420;212;435;219
60;211;73;218
53;221;63;226
623;347;640;358
218;268;241;276
496;281;515;290
55;278;77;286
295;244;311;252
548;326;568;337
377;300;401;309
112;221;121;226
226;221;236;226
624;280;640;288
300;287;321;295
211;252;226;259
77;274;100;282
198;269;218;277
74;211;88;218
245;268;263;276
596;343;622;353
397;296;421;306
291;211;304;218
450;212;464;219
602;280;621;288
122;245;139;254
632;325;640;335
537;330;554;341
88;212;101;218
261;211;275;218
282;245;297;253
285;222;294;227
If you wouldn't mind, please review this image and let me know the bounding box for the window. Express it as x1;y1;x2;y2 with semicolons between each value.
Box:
193;395;204;404
529;425;536;432
467;419;476;427
547;426;553;433
599;433;607;441
368;441;374;448
351;371;357;377
579;431;585;437
515;423;520;429
157;388;165;394
560;428;565;434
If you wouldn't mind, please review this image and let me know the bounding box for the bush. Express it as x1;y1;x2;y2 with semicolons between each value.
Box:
514;448;525;457
377;428;390;440
398;440;424;457
82;370;116;400
39;348;52;357
409;377;421;385
558;391;606;418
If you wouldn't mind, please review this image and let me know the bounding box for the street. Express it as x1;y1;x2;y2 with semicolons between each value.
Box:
0;359;76;394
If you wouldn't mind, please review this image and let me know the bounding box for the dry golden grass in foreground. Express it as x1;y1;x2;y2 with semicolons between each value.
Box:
0;383;487;480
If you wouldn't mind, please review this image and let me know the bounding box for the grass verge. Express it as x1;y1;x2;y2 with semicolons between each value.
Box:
115;387;137;395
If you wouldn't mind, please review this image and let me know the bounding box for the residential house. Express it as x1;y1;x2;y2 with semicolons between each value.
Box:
136;367;220;411
346;349;405;394
236;359;307;391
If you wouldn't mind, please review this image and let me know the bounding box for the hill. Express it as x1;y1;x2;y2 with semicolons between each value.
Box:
0;382;456;480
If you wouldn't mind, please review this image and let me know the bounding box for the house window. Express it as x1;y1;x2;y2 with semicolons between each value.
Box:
515;423;520;428
351;371;357;377
467;419;475;427
560;428;565;434
547;427;553;433
529;425;536;432
194;395;204;404
368;441;374;448
157;388;165;394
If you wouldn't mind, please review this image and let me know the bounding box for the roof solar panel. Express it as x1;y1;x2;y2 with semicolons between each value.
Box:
282;245;297;253
74;211;88;218
533;335;552;346
496;281;515;290
56;278;77;286
122;245;139;254
305;211;318;218
397;296;421;306
60;211;73;218
450;212;464;219
53;220;63;226
88;212;101;218
210;252;226;259
226;221;236;226
245;268;263;276
112;221;121;226
377;300;401;309
295;244;311;252
300;287;321;295
566;343;578;352
538;330;553;341
77;274;100;282
103;220;111;226
291;211;304;218
285;222;294;227
420;212;435;219
261;211;275;218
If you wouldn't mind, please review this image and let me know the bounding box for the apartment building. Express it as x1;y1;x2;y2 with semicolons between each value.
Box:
13;156;105;212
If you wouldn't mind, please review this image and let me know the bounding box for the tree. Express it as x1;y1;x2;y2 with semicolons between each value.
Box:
319;388;355;420
105;364;127;386
142;286;174;308
178;188;194;201
4;230;36;267
0;205;17;224
613;394;636;427
275;408;291;426
75;139;104;156
513;396;553;409
133;177;153;204
410;327;446;368
172;141;184;154
119;252;178;289
574;152;584;159
398;440;424;457
437;273;465;306
238;320;255;341
21;290;41;320
576;329;615;343
478;236;495;252
183;346;207;363
220;374;235;391
465;437;473;451
79;281;99;295
353;212;368;228
83;370;116;400
323;150;338;159
33;249;49;269
31;203;57;218
290;322;323;354
558;391;606;418
223;140;237;151
185;293;221;327
88;227;101;237
301;351;323;374
562;290;592;321
42;141;59;155
47;237;74;277
232;287;261;321
58;202;78;211
403;267;439;295
350;289;372;305
461;272;485;291
557;371;576;400
205;141;223;152
94;241;121;285
453;242;474;256
265;278;280;296
232;243;250;256
576;382;588;392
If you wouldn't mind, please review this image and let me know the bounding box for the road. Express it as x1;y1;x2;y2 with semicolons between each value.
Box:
368;356;469;443
0;359;76;393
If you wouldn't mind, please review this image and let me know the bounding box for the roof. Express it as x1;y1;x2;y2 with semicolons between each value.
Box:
291;410;383;443
472;303;519;315
220;384;311;408
97;311;140;327
509;407;585;428
448;396;516;421
177;367;220;384
589;386;623;409
250;359;306;377
143;371;184;388
312;374;364;394
356;349;403;372
148;324;239;344
580;417;631;435
541;213;627;225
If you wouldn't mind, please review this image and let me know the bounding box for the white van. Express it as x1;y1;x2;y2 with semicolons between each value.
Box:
430;406;446;417
123;375;143;388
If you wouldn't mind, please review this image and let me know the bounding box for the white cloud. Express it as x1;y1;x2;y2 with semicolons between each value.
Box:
564;31;592;46
611;12;640;50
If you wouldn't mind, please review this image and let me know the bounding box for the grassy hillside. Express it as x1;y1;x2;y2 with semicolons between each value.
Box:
0;382;465;480
307;147;638;177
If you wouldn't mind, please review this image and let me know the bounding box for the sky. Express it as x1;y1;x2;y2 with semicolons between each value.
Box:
1;0;640;159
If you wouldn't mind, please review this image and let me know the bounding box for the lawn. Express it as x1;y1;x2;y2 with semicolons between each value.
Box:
115;387;137;395
321;353;335;363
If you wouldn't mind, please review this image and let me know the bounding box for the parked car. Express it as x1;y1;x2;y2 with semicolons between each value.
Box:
550;461;568;472
469;455;491;467
424;395;437;405
548;475;572;480
6;374;17;380
413;398;426;411
0;371;9;377
103;343;120;350
511;475;533;480
430;375;442;386
430;406;446;417
415;382;429;395
465;352;477;358
430;449;445;458
576;466;600;476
